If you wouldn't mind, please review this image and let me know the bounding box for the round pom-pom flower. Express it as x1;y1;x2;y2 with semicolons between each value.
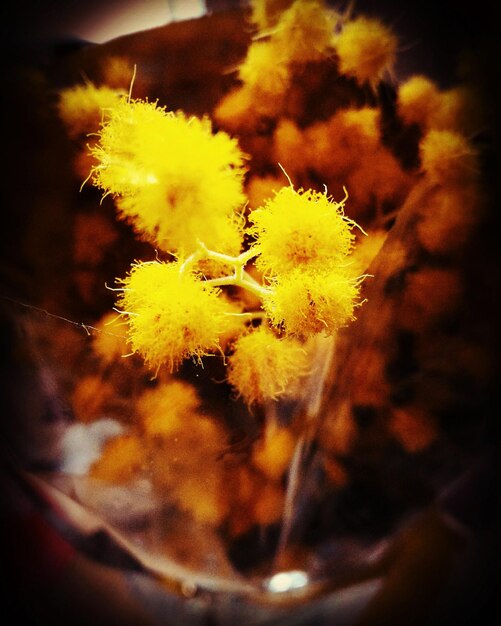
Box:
90;98;247;255
226;326;309;405
397;75;441;128
57;82;125;138
333;16;397;86
263;268;361;337
117;261;237;371
249;186;356;276
271;0;337;63
238;41;291;96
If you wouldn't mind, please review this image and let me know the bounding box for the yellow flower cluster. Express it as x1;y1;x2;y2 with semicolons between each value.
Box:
397;76;481;136
270;107;411;220
117;261;237;371
90;377;298;530
227;326;309;405
245;4;397;93
91;98;247;256
59;3;370;407
110;180;363;395
92;379;230;525
216;0;336;123
52;0;490;545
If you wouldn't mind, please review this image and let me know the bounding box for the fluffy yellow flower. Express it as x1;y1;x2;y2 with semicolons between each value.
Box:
333;16;397;86
263;268;360;336
238;41;291;96
116;193;244;257
213;85;262;132
397;75;441;128
71;374;116;423
227;326;309;404
293;107;381;179
57;82;125;138
249;186;355;276
117;261;236;371
239;1;335;105
271;0;337;63
90;98;247;255
398;78;482;136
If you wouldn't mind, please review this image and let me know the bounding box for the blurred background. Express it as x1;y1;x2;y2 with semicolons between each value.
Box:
0;2;499;625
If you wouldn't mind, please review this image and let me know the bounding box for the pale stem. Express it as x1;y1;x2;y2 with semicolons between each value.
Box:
182;241;270;301
204;275;271;301
179;248;205;275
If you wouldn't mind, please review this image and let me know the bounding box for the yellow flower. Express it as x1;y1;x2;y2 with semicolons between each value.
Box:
271;0;337;63
57;82;125;138
397;75;441;128
117;261;237;371
116;192;244;257
90;98;247;255
263;268;360;337
238;41;291;96
226;326;309;405
333;16;397;86
249;186;355;276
